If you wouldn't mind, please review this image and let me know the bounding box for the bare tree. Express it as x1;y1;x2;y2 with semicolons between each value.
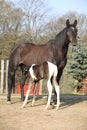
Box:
41;12;87;43
0;0;24;35
16;0;49;43
0;0;24;59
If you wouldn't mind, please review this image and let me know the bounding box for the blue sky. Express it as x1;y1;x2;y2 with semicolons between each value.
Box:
10;0;87;16
48;0;87;16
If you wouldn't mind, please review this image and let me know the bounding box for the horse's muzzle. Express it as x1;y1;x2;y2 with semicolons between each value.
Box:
71;39;77;46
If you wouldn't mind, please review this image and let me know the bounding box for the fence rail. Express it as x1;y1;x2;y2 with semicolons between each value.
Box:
0;60;9;93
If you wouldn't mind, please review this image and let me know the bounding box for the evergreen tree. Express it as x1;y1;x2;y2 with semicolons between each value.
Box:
68;40;87;91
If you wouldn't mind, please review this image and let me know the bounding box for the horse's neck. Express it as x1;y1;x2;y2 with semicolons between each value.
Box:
55;28;69;57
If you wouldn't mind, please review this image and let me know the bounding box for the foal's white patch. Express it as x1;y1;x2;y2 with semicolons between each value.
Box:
47;61;58;77
29;64;37;80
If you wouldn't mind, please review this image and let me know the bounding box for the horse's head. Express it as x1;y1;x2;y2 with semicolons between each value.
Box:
66;19;78;46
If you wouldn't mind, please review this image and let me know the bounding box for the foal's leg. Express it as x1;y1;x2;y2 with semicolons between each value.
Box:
45;79;52;109
55;85;60;110
53;79;60;110
32;84;37;106
22;83;32;107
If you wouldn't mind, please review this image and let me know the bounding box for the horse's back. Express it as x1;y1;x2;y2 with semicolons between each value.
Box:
9;39;56;67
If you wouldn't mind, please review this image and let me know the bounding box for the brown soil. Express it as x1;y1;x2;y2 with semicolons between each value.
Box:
0;94;87;130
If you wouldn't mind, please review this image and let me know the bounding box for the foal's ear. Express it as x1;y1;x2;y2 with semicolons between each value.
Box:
73;20;77;27
66;19;70;27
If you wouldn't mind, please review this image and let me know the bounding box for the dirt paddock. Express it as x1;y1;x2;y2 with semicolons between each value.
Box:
0;94;87;130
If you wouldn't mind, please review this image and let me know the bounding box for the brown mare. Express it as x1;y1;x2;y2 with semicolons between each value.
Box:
7;19;78;103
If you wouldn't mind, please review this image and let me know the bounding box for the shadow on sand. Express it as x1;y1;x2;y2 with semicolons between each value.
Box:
1;93;87;109
24;93;87;109
59;94;87;109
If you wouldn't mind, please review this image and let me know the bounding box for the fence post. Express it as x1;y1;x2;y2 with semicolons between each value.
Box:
0;60;4;93
5;60;9;94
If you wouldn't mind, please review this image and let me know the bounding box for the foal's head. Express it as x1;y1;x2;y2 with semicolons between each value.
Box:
66;19;78;45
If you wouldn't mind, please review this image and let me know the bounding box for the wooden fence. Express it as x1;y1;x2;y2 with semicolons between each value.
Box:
0;60;9;93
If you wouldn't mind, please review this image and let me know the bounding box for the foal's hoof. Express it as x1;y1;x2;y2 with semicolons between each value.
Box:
54;104;60;110
44;105;49;110
22;105;25;108
22;103;26;108
7;101;11;104
22;103;25;107
31;102;35;107
44;105;54;110
56;106;59;110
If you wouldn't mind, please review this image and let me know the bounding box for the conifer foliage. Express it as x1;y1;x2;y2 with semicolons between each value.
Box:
68;40;87;90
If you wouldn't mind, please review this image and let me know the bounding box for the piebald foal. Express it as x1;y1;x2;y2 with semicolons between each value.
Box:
22;61;60;110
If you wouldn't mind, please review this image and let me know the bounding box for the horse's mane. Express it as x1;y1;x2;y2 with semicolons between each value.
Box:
55;28;67;45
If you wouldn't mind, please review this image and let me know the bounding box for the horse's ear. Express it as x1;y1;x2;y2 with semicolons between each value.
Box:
73;20;77;27
66;19;70;27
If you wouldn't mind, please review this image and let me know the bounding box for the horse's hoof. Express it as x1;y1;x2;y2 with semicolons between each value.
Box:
7;101;11;104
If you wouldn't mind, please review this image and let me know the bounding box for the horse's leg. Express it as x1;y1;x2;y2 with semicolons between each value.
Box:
22;82;32;107
53;79;60;110
53;68;63;104
55;85;60;110
45;79;52;110
7;68;15;103
20;63;29;101
20;75;27;101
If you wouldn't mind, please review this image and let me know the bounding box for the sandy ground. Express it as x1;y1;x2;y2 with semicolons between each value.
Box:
0;94;87;130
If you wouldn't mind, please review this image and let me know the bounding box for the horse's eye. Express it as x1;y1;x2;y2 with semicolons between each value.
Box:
72;27;78;33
